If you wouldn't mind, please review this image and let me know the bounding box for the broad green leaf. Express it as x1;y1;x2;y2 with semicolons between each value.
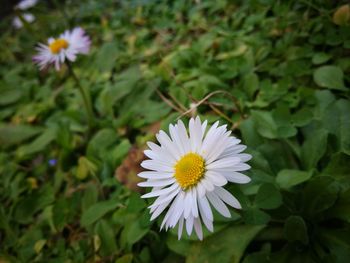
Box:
115;254;133;263
81;200;119;227
328;189;350;222
187;225;265;263
0;88;22;106
243;208;271;225
283;216;309;245
94;219;118;256
0;124;42;147
322;99;350;155
311;53;331;65
255;183;282;209
87;128;118;160
302;177;339;217
320;229;350;263
276;169;312;189
166;235;191;257
301;129;328;169
243;72;259;98
81;184;99;212
313;66;346;90
13;185;55;224
16;128;57;158
95;42;119;72
120;212;150;248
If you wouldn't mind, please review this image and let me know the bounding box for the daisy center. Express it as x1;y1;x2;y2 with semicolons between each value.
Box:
174;153;205;189
49;39;69;54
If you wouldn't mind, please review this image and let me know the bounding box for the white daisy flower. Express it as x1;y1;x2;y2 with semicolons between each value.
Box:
16;0;38;10
138;117;252;240
33;27;91;70
12;13;35;29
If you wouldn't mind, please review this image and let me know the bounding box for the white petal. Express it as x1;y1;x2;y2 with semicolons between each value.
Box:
186;216;194;235
201;213;214;232
205;171;228;187
156;130;181;159
169;124;186;156
149;187;180;209
140;160;173;172
220;171;251;184
178;215;184;240
191;188;199;218
206;191;231;218
168;191;186;227
201;178;215;192
150;202;170;221
184;191;193;219
206;157;241;170
177;120;191;153
214;186;242;209
238;153;252;162
138;178;175;187
137;171;173;180
194;217;203;240
197;181;206;198
198;195;213;221
141;183;179;198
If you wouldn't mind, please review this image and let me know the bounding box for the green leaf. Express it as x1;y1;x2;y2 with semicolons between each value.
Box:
14;185;55;224
166;235;191;257
302;177;339;216
0;88;22;106
313;65;346;90
0;124;42;147
301;129;328;169
311;53;331;65
276;169;313;189
94;219;118;256
328;189;350;222
76;156;97;180
243;208;271;225
284;216;309;245
16;128;56;158
320;229;350;263
87;128;118;160
115;254;133;263
96;67;141;115
120;212;150;248
255;183;282;209
95;42;119;72
320;99;350;155
81;184;99;212
81;200;119;227
187;225;265;263
243;72;259;98
251;110;296;139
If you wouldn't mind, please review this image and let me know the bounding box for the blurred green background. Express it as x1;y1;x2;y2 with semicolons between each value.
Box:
1;0;350;262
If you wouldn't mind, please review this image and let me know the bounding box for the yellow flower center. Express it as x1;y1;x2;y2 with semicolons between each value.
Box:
49;39;69;54
174;153;205;189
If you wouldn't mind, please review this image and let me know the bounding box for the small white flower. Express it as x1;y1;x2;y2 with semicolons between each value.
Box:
16;0;38;10
138;117;252;240
33;27;91;70
12;13;35;29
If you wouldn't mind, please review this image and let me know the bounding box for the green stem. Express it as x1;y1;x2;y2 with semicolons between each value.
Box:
66;62;95;130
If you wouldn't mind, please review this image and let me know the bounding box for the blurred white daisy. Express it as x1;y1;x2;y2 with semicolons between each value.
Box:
33;27;91;70
138;117;252;240
16;0;38;10
12;13;35;29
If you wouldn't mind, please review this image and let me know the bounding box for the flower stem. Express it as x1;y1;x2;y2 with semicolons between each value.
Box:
66;62;95;130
